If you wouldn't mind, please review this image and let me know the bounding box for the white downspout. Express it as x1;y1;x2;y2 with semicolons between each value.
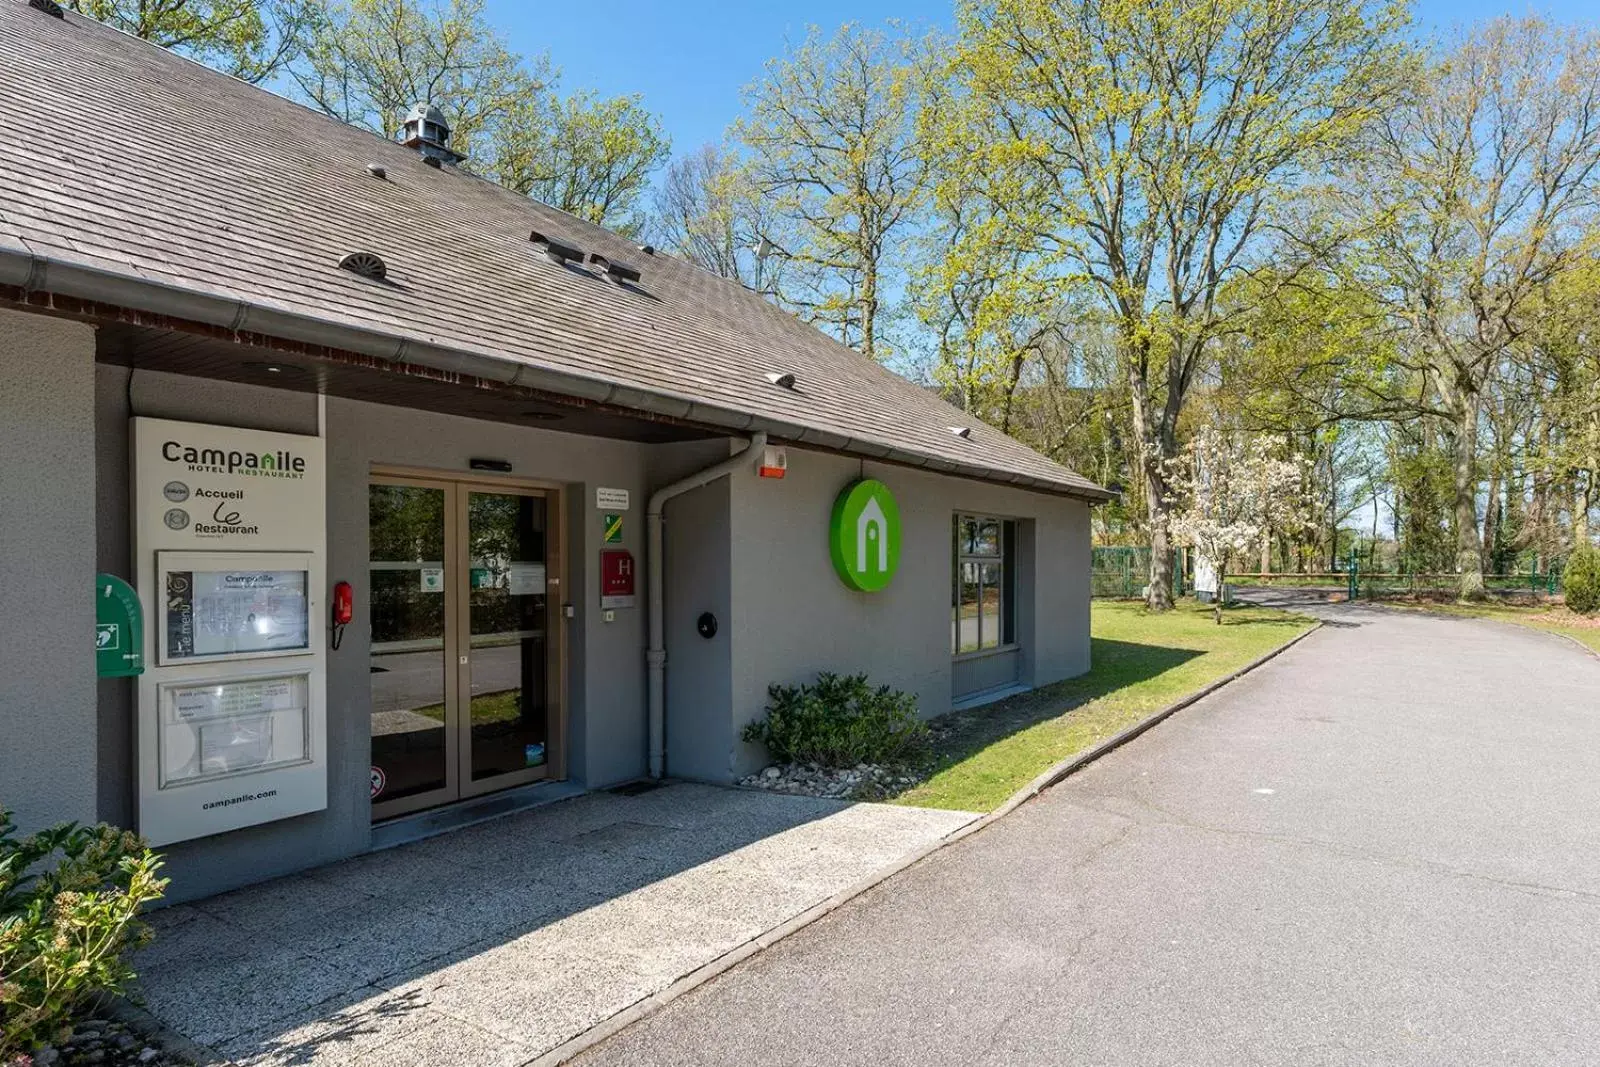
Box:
647;432;768;779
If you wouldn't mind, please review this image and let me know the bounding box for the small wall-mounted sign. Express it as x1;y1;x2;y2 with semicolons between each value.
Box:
600;548;637;608
96;573;144;677
603;513;624;543
596;487;630;511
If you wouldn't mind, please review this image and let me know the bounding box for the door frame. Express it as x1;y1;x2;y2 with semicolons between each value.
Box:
368;467;568;822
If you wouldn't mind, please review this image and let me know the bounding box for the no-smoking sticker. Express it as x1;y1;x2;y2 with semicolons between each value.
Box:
370;766;386;799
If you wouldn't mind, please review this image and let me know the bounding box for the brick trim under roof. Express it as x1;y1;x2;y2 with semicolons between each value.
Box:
0;2;1111;501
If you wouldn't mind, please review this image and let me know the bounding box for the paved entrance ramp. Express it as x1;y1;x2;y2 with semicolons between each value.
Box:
131;785;976;1065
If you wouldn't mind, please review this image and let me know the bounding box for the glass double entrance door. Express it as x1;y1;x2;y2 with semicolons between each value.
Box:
368;475;562;820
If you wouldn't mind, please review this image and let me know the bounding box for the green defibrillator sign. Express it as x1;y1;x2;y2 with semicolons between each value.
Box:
96;573;144;677
829;479;902;592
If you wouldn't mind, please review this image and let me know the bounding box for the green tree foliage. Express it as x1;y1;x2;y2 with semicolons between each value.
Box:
1564;547;1600;614
1315;17;1600;598
650;144;786;292
290;0;535;160
489;90;668;236
0;811;167;1057
939;0;1411;608
288;0;667;230
68;0;309;82
736;22;943;360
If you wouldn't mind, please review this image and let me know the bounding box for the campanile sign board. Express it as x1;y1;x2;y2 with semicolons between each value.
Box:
132;418;327;846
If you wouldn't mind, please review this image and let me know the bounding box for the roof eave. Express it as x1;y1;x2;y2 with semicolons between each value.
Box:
0;248;1114;503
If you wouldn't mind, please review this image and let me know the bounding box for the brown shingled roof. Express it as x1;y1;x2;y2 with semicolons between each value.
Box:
0;2;1110;500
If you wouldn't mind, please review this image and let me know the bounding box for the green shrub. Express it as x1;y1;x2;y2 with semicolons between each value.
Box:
742;672;930;769
1;809;167;1060
1566;547;1600;615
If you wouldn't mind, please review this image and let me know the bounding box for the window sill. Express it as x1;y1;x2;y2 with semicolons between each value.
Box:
952;643;1020;664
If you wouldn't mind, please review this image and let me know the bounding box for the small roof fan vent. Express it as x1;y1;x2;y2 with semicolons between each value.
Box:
949;426;973;439
339;251;387;281
530;231;582;266
588;253;642;285
29;0;65;17
765;371;798;390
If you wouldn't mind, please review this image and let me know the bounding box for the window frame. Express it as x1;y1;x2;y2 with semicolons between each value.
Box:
952;513;1018;658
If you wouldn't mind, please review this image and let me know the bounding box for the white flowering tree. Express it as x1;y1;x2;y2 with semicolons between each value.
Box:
1167;429;1311;623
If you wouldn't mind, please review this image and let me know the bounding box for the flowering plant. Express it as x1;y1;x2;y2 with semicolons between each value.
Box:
1;808;166;1061
1166;427;1312;621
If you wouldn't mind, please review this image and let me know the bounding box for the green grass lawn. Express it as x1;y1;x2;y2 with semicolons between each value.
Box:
892;600;1317;813
1381;599;1600;655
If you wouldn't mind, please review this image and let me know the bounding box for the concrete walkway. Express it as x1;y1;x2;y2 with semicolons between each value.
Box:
578;597;1600;1066
131;784;975;1065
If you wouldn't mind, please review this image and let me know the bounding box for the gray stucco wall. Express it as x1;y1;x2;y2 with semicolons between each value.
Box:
724;448;1091;780
93;372;668;900
660;473;734;783
79;358;1091;892
0;308;98;832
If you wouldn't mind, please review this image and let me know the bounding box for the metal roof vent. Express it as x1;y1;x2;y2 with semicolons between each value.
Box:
29;0;65;16
949;426;973;439
366;163;387;179
339;251;387;281
399;103;465;165
765;371;798;390
530;232;582;266
588;253;642;285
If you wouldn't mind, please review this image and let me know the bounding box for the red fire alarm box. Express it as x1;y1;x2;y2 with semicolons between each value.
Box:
600;548;636;609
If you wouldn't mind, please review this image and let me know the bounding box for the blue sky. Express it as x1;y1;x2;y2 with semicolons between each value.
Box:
487;0;1598;160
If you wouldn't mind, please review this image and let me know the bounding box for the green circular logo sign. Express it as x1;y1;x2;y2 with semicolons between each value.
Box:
830;479;901;592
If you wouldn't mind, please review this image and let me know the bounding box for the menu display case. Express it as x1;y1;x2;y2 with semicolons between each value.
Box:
157;552;313;665
158;671;311;788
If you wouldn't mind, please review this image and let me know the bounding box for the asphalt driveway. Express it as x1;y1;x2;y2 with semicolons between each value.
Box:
579;597;1600;1066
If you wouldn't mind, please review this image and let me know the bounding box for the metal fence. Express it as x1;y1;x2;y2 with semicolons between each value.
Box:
1091;546;1187;599
1346;557;1564;601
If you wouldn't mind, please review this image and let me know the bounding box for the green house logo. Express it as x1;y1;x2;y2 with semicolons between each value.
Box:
830;479;901;592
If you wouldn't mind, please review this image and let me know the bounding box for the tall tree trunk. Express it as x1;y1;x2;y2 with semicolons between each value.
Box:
1127;341;1175;611
1450;388;1486;599
1143;454;1175;610
1577;469;1593;548
1261;528;1272;574
859;252;877;361
1481;470;1500;574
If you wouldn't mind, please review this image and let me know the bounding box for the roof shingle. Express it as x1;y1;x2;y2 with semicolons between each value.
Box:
0;2;1109;499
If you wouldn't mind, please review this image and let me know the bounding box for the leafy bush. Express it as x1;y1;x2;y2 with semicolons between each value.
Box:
1566;547;1600;615
742;672;930;769
1;809;167;1061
